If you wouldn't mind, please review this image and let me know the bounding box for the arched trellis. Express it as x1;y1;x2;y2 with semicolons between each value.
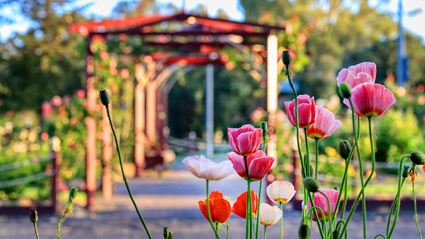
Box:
70;12;285;211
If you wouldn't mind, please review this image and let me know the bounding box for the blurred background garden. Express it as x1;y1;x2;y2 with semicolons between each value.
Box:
0;0;424;238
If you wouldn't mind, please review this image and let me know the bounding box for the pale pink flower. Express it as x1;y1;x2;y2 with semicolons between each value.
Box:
266;180;296;204
306;188;339;221
346;83;396;117
284;95;316;128
227;150;274;181
307;106;341;139
337;62;376;88
183;155;234;181
227;124;263;156
259;203;282;226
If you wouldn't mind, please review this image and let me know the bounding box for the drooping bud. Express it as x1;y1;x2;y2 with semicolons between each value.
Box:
261;121;268;149
298;223;310;239
282;50;291;66
338;140;352;160
339;83;351;98
29;208;38;223
402;165;410;178
99;90;110;106
303;177;319;193
163;227;173;239
409;151;425;165
68;187;78;203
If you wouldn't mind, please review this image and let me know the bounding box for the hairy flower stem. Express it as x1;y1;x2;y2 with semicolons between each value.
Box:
243;155;252;239
255;179;263;239
279;203;284;239
386;157;407;239
32;221;40;239
347;99;367;238
206;180;221;239
412;166;423;239
263;225;267;239
304;129;310;177
314;139;319;180
338;117;376;239
104;106;153;239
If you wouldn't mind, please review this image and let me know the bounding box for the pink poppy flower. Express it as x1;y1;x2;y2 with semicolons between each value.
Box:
307;106;341;139
227;124;263;156
284;95;316;128
306;188;339;221
346;83;396;117
337;62;376;88
227;150;274;181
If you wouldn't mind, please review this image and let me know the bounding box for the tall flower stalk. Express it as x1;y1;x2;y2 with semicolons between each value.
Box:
100;90;153;239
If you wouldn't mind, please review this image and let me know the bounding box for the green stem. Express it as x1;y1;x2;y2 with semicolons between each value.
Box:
318;190;333;238
338;117;376;239
105;106;153;239
386;157;407;238
348;100;367;238
226;222;229;239
307;193;326;239
206;180;221;239
264;225;267;239
412;166;423;239
243;155;252;239
256;179;263;239
314;138;319;180
279;203;284;239
56;215;65;239
32;221;40;239
304;129;310;177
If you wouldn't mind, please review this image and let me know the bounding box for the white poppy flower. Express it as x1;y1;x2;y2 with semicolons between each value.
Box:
266;180;296;204
259;203;282;226
182;155;234;180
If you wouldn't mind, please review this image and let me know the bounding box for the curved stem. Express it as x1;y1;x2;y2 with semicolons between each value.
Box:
318;190;333;238
105;106;153;239
256;179;263;239
206;180;221;239
338;116;376;239
386;157;407;239
56;215;65;239
314;138;319;180
32;221;40;239
412;166;423;239
307;193;326;238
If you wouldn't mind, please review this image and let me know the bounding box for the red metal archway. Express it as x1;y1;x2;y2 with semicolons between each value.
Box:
70;12;285;211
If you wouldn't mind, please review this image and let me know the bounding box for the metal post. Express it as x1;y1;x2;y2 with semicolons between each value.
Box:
397;0;408;86
206;64;214;158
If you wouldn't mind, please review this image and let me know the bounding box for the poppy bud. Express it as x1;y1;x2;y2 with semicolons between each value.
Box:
338;140;352;160
29;208;38;223
298;223;310;239
303;177;319;193
402;165;410;178
339;83;351;98
99;90;110;106
163;227;173;239
282;50;291;66
68;187;78;203
409;151;425;165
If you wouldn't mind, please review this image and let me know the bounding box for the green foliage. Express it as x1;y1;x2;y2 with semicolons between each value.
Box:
375;109;425;163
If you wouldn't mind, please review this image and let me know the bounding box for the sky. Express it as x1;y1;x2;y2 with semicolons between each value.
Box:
0;0;424;42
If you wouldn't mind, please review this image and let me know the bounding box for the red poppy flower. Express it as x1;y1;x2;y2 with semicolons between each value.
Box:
232;190;258;219
198;191;231;223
